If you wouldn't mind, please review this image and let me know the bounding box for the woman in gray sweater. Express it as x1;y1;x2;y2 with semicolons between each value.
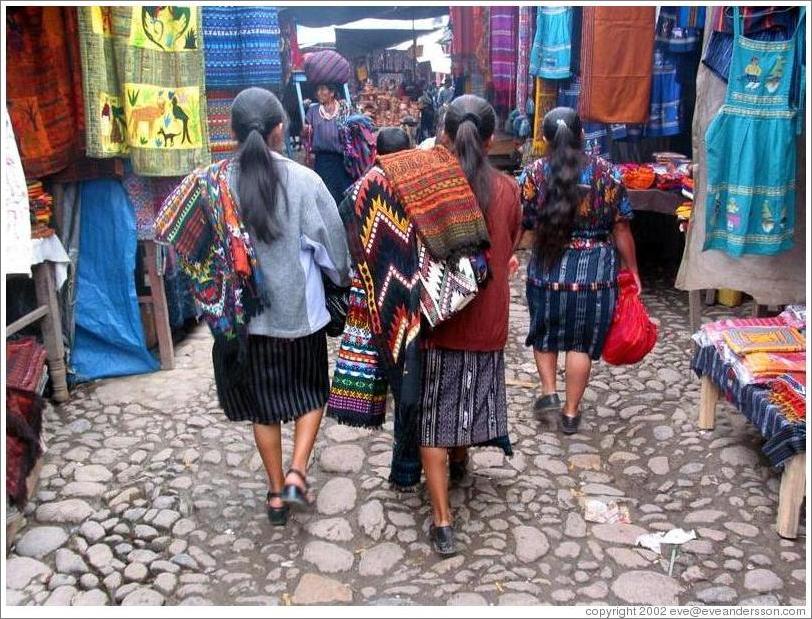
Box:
158;88;350;526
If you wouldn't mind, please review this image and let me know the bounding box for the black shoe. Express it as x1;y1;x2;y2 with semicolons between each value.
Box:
281;468;310;510
266;492;289;526
449;454;469;484
430;524;457;556
534;393;561;414
560;412;581;435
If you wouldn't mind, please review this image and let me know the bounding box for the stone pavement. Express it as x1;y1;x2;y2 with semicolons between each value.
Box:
6;258;807;606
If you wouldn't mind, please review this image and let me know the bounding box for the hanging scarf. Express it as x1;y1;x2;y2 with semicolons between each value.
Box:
376;146;490;261
490;7;518;112
77;7;210;176
516;7;535;112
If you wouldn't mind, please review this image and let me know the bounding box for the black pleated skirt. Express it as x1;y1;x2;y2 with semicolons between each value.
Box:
212;331;329;425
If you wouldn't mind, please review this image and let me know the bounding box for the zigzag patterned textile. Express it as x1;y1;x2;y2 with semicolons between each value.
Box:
326;273;389;428
341;167;421;369
376;146;490;261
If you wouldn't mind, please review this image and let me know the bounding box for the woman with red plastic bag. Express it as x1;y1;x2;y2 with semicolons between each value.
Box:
519;107;640;435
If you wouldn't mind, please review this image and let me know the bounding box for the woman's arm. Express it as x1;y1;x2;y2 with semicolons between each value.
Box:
613;220;642;293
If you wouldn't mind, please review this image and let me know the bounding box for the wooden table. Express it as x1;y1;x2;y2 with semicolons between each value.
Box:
698;375;806;539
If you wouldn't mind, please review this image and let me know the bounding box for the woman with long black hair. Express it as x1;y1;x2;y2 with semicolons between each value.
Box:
520;107;640;435
419;95;522;555
157;88;350;526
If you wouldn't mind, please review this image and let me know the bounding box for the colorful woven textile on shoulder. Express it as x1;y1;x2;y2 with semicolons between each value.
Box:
6;337;48;393
342;167;421;368
326;274;389;428
338;115;378;181
155;159;263;339
376;146;490;261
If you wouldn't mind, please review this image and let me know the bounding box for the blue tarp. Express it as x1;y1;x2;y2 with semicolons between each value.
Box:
71;179;159;382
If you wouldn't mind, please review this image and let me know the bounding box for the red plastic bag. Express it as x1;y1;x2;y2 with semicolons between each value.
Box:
602;270;657;365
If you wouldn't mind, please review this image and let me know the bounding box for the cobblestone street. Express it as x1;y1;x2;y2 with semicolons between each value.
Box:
6;256;807;606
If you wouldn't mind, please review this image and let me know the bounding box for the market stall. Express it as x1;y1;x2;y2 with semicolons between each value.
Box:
691;307;806;538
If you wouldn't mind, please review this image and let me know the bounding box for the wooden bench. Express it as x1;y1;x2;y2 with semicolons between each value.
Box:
698;375;806;539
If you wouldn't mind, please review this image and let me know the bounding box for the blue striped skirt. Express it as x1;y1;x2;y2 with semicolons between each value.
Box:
525;244;619;360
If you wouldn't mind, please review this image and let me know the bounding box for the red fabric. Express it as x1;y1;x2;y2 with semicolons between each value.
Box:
6;7;85;179
602;270;658;365
424;173;522;352
6;337;48;393
6;387;44;508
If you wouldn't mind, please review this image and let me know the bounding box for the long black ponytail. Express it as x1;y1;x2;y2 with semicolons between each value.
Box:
535;107;586;268
443;94;497;212
231;87;287;244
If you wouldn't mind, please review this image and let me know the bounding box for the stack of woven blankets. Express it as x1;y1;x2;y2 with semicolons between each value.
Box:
27;182;55;239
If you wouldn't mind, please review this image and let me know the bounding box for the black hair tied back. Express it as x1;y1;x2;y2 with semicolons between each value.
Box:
444;95;497;213
535;107;586;268
231;87;287;244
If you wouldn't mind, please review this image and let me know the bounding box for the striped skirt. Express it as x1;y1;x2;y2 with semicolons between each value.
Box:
526;244;619;360
212;331;329;425
420;348;511;453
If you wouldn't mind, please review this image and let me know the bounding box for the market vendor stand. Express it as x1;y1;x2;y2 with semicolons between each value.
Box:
692;342;806;539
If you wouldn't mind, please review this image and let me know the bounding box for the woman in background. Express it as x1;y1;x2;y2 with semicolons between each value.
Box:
303;82;353;205
520;107;639;435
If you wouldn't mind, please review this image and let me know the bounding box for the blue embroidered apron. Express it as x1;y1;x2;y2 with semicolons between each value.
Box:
704;7;805;256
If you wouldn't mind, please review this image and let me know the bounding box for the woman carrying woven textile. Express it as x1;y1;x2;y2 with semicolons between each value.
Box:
419;96;523;556
156;88;350;527
303;83;353;206
520;107;640;435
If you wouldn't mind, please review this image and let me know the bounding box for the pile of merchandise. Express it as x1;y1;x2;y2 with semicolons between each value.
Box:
693;305;806;423
27;181;55;239
357;82;422;129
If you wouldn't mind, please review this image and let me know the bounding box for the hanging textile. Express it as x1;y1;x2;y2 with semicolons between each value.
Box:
474;7;491;83
703;7;798;84
646;48;683;137
6;7;85;179
531;79;559;157
490;6;517;113
676;21;806;305
656;6;707;53
556;78;612;159
703;8;805;257
516;7;535;111
122;169;184;240
570;7;584;76
3;109;33;275
201;7;283;162
579;7;656;123
201;7;282;89
77;7;210;176
530;7;572;80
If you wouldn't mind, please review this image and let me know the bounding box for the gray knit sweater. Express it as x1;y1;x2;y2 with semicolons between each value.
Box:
232;152;351;339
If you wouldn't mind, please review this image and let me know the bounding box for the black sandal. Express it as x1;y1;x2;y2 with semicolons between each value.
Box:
281;467;309;510
266;491;289;526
